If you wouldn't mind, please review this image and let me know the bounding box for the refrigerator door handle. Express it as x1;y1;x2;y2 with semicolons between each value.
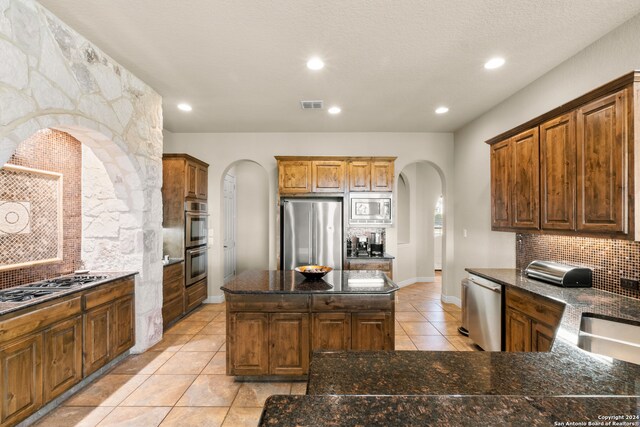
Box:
308;209;313;265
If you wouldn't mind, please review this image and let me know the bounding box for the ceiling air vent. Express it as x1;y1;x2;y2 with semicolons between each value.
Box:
300;100;323;110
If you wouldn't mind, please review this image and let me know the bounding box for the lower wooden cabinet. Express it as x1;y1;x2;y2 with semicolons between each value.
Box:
186;279;207;313
345;259;393;280
312;312;351;351
43;316;82;401
351;312;393;351
113;296;135;357
505;288;563;352
228;312;269;376
269;313;309;376
83;304;113;377
0;334;42;427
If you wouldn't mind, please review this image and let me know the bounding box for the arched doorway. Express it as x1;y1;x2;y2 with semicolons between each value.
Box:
220;160;269;282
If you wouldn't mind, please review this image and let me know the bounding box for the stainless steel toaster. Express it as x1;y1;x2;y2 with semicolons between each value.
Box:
524;260;592;288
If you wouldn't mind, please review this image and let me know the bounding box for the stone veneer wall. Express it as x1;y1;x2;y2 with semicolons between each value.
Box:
516;234;640;300
0;129;82;289
0;0;164;351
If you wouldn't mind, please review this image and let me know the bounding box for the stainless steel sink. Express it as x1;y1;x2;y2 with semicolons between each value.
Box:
578;314;640;365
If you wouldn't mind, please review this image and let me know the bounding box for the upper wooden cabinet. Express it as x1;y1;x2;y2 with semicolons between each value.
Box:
540;112;576;231
490;128;539;230
488;72;638;239
312;160;345;193
278;160;312;194
163;154;209;201
576;90;628;234
276;157;395;195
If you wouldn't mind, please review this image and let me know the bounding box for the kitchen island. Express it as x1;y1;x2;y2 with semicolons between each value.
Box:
221;269;398;378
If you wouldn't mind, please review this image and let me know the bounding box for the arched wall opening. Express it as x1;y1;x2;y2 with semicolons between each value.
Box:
395;160;447;297
219;160;270;283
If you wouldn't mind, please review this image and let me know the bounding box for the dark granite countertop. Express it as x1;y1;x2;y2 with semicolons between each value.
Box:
346;252;395;260
466;268;640;346
261;395;640;427
307;344;640;396
0;272;137;317
162;258;184;267
221;269;398;294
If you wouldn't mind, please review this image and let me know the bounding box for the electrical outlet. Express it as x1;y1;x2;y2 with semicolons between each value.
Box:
620;278;640;291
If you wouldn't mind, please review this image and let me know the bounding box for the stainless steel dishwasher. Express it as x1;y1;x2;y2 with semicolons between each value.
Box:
465;274;502;351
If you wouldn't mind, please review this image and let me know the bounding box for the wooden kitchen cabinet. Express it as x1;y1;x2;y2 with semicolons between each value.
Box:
185;279;207;313
505;287;563;353
163;262;185;330
312;312;351;351
163;154;209;202
269;313;309;376
113;296;135;357
576;89;628;234
490;138;512;229
351;311;393;351
43;316;82;401
0;334;42;427
83;304;113;377
312;160;345;192
228;312;269;376
278;160;312;194
345;258;393;280
348;161;371;191
540;112;577;231
370;160;394;191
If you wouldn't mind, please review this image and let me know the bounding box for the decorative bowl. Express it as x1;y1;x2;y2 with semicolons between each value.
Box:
294;265;333;279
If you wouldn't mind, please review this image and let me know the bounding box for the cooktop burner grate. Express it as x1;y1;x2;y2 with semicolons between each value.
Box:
0;275;108;302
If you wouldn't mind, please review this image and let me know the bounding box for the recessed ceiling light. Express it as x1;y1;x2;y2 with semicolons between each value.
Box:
306;57;325;71
177;103;192;112
328;106;341;115
484;57;505;70
435;106;449;114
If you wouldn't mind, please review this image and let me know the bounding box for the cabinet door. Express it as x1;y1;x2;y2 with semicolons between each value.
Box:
351;312;393;350
196;165;208;200
83;304;113;377
185;279;207;313
312;161;345;193
278;161;312;194
228;313;269;376
531;321;555;352
371;161;394;191
185;161;198;198
540;113;576;230
348;161;371;191
576;89;628;234
490;138;511;229
505;308;531;352
269;313;309;376
0;334;42;427
43;317;82;401
312;313;351;351
511;128;540;229
113;296;135;358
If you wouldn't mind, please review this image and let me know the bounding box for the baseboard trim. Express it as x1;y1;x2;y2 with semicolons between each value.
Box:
441;295;461;308
396;276;437;288
204;295;225;304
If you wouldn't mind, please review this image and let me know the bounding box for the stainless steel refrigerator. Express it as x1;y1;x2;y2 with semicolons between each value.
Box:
281;198;342;270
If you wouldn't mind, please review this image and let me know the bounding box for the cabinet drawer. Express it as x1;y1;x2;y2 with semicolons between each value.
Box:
186;280;207;313
311;295;392;311
346;260;392;271
163;296;184;329
505;288;564;327
226;294;310;312
84;278;134;310
163;277;184;302
0;297;81;344
163;263;184;282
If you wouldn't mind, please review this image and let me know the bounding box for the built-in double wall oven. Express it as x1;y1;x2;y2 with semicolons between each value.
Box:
185;201;208;286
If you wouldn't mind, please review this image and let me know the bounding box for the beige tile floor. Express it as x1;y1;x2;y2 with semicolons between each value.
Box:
36;274;476;427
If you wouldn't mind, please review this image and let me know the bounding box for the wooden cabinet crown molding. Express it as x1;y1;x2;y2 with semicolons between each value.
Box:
162;153;209;167
275;156;397;162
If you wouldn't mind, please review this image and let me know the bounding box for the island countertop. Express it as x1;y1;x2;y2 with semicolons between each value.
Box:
221;269;398;294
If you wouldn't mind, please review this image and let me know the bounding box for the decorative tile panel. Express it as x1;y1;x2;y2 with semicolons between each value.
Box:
516;234;640;300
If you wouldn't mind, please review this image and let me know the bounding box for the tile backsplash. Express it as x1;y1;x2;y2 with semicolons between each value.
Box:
516;233;640;299
0;129;81;289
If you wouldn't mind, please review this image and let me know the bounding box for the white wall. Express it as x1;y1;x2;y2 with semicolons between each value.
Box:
164;132;455;299
452;13;640;297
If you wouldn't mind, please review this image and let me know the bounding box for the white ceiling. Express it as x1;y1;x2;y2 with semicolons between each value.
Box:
38;1;640;133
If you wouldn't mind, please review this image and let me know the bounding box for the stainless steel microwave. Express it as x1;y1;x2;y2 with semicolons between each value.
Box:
349;193;392;226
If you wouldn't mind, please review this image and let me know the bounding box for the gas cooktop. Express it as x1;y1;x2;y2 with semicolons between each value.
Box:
0;275;107;303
